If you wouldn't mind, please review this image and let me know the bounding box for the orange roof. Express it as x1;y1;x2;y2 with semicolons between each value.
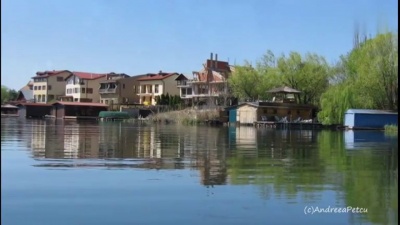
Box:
52;101;108;107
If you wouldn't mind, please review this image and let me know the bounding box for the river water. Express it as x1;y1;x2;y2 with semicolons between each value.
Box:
1;118;398;225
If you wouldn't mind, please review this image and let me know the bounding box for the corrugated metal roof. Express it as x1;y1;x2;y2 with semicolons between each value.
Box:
1;104;18;109
346;109;398;114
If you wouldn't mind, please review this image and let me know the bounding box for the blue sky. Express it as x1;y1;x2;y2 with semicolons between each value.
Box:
1;0;398;90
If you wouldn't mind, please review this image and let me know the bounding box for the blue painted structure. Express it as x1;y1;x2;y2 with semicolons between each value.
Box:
229;108;237;123
224;105;238;124
344;109;398;129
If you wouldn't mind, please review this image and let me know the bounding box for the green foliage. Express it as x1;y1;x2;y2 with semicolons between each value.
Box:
228;50;331;104
385;125;398;135
318;32;398;125
155;94;182;106
277;52;331;105
1;85;18;104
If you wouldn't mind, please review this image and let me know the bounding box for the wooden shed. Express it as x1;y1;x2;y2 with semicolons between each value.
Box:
51;101;109;119
17;103;52;118
236;102;318;125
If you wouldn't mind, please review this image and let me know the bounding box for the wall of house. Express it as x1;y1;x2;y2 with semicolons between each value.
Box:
119;77;141;104
66;76;107;103
237;105;258;124
163;75;180;96
45;71;71;102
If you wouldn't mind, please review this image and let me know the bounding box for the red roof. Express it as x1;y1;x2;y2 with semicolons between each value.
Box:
69;72;107;80
137;72;178;81
52;101;108;107
32;70;70;78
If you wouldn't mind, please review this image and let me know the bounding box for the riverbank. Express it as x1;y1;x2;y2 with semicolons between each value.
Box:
147;108;220;125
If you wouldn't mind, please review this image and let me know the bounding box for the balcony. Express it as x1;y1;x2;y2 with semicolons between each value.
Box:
99;88;117;94
137;92;154;96
177;81;190;87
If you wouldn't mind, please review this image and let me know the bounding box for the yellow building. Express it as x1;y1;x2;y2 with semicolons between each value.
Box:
31;70;72;103
137;71;181;105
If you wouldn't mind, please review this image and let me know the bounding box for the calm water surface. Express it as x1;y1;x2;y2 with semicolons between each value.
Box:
1;118;398;225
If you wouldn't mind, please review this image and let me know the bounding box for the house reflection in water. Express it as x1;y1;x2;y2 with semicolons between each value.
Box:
30;120;100;159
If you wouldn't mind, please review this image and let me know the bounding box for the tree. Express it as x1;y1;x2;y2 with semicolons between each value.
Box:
318;31;398;125
276;52;331;105
1;86;9;104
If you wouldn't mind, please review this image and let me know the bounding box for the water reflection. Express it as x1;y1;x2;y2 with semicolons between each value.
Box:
1;118;398;225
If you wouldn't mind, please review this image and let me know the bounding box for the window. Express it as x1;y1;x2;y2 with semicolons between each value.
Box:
34;86;38;90
42;85;46;90
74;88;79;93
87;88;93;94
41;95;46;102
38;86;42;90
155;84;159;93
48;85;52;90
123;84;125;89
57;76;64;82
82;88;86;93
74;98;78;102
29;86;33;90
187;88;192;95
67;88;72;94
105;100;109;104
148;85;152;93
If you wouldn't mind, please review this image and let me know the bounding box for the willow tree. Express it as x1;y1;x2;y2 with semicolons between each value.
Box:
318;31;398;125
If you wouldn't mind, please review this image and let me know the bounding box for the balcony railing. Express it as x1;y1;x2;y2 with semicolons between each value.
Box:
99;88;117;93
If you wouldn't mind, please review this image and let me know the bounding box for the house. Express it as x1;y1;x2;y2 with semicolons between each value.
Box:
61;72;108;103
137;71;181;105
189;53;233;106
175;74;193;105
99;73;146;110
15;81;34;103
344;109;398;129
51;101;108;119
31;70;72;103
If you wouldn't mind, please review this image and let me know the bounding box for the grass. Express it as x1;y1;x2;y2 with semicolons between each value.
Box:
384;124;398;136
148;108;220;125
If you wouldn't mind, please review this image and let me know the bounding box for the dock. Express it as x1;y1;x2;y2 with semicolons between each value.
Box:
254;121;323;129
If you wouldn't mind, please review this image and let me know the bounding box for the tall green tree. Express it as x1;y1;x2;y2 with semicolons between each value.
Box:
1;85;9;104
276;52;331;105
318;32;398;125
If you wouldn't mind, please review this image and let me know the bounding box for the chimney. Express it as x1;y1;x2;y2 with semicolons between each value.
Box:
210;53;213;68
215;54;218;69
159;70;162;75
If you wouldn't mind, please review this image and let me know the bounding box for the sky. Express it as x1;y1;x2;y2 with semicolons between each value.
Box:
1;0;398;90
